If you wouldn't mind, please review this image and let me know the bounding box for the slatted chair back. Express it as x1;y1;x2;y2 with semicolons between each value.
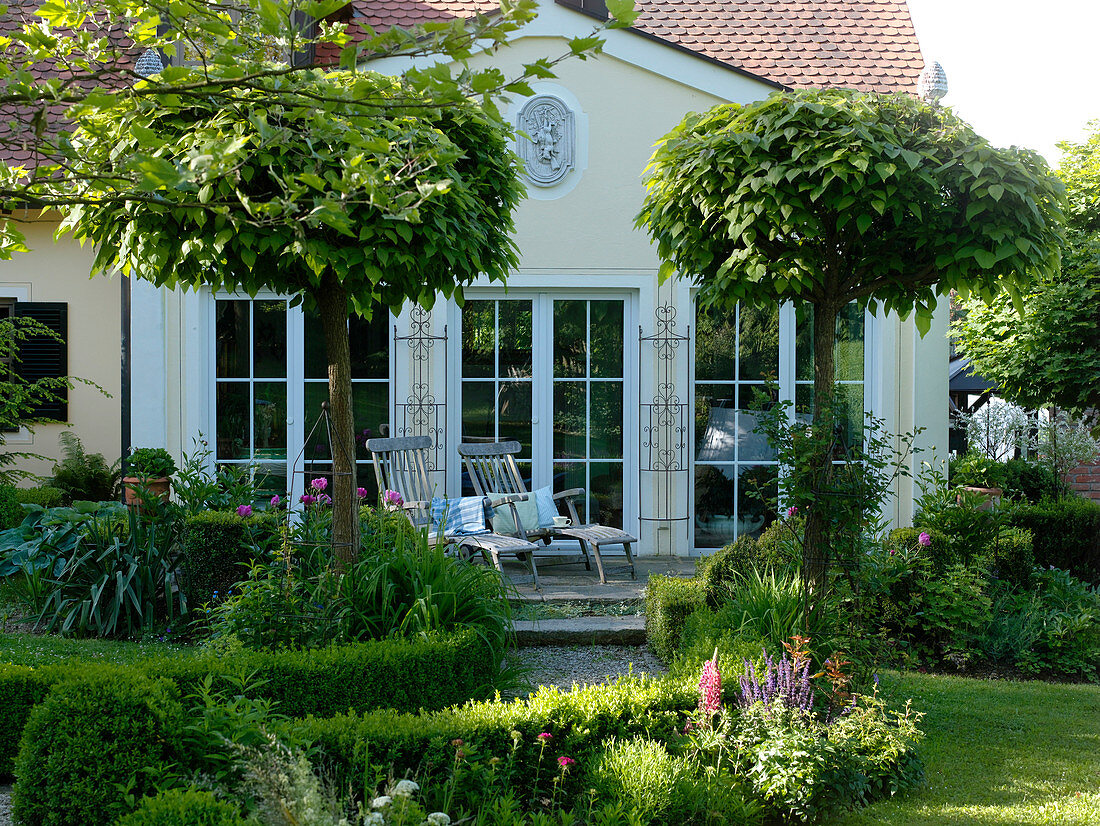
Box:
458;440;528;499
366;435;436;530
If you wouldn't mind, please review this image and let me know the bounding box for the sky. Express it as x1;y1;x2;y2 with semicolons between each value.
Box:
906;0;1100;166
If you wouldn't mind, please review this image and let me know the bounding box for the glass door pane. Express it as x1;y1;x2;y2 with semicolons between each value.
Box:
552;299;624;527
460;299;534;493
215;298;288;497
694;303;779;547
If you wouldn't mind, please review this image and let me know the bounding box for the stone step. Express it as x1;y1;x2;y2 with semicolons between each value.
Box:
513;616;647;647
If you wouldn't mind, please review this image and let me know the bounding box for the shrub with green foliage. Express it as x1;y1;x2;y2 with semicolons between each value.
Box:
645;575;705;662
588;737;696;824
116;789;252;826
12;670;186;826
729;694;924;822
1002;458;1064;503
975;527;1035;589
697;534;762;607
13;486;65;510
125;447;178;479
0;630;496;778
0;485;22;530
49;431;120;503
285;675;697;809
1005;496;1100;584
209;531;513;655
886;527;953;571
179;510;281;606
755;516;804;572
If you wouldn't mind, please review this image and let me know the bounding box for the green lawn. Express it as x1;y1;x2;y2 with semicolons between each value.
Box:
0;631;192;667
835;671;1100;826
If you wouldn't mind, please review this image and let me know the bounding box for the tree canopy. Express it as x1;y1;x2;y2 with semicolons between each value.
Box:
953;121;1100;413
0;0;638;558
637;88;1066;583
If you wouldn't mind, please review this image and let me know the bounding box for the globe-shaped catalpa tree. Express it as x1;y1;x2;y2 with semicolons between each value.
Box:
0;0;639;561
61;70;524;561
637;89;1066;584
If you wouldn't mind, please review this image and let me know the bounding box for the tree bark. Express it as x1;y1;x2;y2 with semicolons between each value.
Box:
316;272;359;567
802;300;840;589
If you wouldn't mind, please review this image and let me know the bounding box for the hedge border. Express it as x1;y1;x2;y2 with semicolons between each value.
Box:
0;629;495;778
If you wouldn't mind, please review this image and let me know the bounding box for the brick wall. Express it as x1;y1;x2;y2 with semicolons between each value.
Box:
1067;461;1100;502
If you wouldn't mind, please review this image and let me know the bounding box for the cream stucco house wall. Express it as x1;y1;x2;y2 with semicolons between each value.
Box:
0;0;946;555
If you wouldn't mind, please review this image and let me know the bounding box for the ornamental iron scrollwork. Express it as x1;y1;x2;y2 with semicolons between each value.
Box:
394;305;447;474
639;300;690;553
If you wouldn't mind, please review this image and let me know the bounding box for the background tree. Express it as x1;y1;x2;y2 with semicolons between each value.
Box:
0;0;637;559
637;89;1065;585
953;121;1100;414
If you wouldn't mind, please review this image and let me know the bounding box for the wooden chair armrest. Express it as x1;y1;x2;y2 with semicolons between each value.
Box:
553;488;585;500
487;492;529;508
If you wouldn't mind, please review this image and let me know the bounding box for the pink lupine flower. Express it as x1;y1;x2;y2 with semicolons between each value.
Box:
236;504;252;518
357;487;368;499
918;531;932;547
698;650;722;717
310;477;328;492
557;756;575;770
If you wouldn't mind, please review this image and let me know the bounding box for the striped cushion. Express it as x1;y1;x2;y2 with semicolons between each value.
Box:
430;496;488;536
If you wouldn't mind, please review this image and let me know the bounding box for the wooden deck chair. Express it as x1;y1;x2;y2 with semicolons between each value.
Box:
458;440;637;583
366;435;542;587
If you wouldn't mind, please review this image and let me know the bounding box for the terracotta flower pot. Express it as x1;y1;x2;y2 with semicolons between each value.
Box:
122;476;171;506
957;485;1003;512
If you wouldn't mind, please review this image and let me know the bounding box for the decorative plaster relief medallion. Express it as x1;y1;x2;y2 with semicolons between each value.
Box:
516;95;575;187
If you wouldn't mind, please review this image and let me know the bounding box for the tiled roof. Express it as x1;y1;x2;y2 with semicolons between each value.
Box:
633;0;923;92
0;0;139;169
336;0;925;93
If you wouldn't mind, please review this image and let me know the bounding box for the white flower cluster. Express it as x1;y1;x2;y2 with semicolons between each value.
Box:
364;780;450;826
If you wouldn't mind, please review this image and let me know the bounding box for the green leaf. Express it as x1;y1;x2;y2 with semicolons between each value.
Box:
605;0;640;26
856;214;873;234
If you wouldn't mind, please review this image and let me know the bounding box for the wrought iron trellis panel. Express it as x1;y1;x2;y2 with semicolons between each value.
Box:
393;305;447;476
639;302;690;555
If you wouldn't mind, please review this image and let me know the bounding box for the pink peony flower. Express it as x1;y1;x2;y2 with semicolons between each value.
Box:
236;504;252;518
300;494;317;506
918;531;932;547
310;477;328;492
383;489;404;508
357;487;369;499
557;756;575;770
698;653;722;717
270;495;281;508
318;494;332;506
787;506;798;518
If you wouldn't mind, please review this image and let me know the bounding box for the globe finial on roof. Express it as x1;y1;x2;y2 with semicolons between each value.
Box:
134;48;165;78
918;60;948;104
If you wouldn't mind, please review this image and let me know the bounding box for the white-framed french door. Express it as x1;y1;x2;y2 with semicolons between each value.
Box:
204;291;395;502
448;290;639;533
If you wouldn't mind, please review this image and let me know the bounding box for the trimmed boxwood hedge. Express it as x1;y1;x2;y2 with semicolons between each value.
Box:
14;486;66;510
179;510;281;607
0;629;495;778
644;575;705;662
12;670;186;826
283;675;698;804
1005;497;1100;584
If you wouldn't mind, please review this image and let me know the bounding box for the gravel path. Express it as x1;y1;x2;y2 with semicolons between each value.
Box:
1;784;11;826
507;644;666;695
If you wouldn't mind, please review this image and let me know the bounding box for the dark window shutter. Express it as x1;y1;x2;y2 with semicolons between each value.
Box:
14;302;68;421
